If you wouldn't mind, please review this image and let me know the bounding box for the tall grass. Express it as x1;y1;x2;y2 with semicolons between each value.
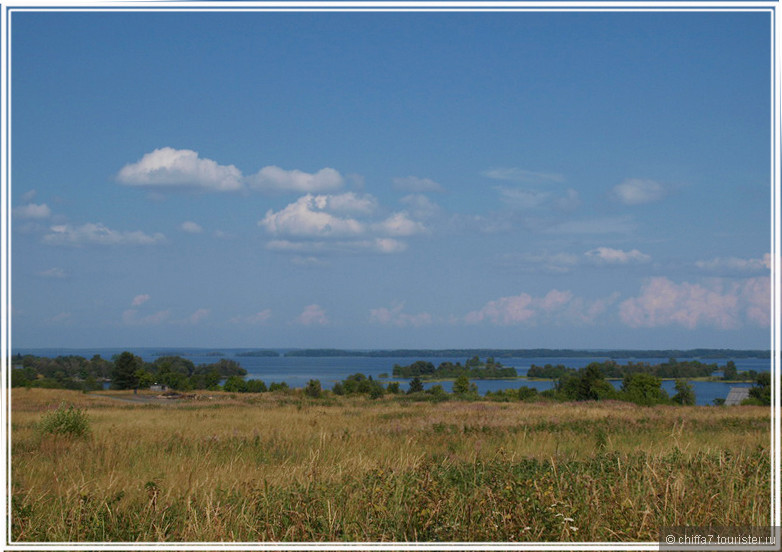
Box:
11;388;770;542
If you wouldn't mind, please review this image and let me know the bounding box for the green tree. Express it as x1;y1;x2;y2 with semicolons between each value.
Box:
408;376;424;394
453;375;471;395
111;352;143;390
671;379;696;405
223;376;247;393
722;361;738;381
621;373;669;406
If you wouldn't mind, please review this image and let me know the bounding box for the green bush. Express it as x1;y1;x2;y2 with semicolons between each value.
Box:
38;402;90;438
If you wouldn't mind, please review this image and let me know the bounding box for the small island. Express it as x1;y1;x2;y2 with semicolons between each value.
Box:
392;356;517;380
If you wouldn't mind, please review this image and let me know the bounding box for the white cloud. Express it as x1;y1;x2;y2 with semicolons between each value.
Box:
464;289;573;326
611;179;665;205
229;309;273;325
372;212;427;237
259;194;366;238
695;254;770;273
619;276;769;330
260;193;423;255
555;188;581;211
14;203;51;219
296;304;328;326
117;147;243;192
585;247;651;264
43;223;165;246
392;176;445;193
248;166;343;193
38;267;66;278
369;303;433;327
21;189;37;202
483;167;565;184
462;289;616;327
132;294;151;306
181;221;203;234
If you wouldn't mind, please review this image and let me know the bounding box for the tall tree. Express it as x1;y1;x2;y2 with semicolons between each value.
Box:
111;351;142;390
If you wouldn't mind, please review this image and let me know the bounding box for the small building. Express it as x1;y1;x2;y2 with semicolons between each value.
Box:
724;387;750;406
150;383;168;392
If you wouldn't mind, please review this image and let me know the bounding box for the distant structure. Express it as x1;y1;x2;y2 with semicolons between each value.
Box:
150;383;168;392
724;387;750;406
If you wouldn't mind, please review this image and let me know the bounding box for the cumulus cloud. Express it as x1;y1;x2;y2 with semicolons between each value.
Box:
483;167;565;184
296;304;328;326
248;166;343;193
181;221;203;234
611;179;665;205
585;247;651;264
619;276;769;330
260;195;366;238
369;303;433;327
260;192;424;255
392;176;445;193
14;203;51;219
43;223;165;246
229;309;273;325
132;294;151;306
695;254;770;273
117;147;243;192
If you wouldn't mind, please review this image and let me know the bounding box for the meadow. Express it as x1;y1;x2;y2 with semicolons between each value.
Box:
11;388;770;542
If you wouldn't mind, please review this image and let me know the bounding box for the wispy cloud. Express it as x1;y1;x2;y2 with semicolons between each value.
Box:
540;215;635;235
38;267;66;278
122;309;171;326
181;221;203;234
43;223;165;246
585;247;651;264
132;294;151;306
392;176;445;193
483;167;565;184
229;309;273;325
296;304;329;326
610;179;666;205
369;303;432;327
14;203;51;219
695;254;770;273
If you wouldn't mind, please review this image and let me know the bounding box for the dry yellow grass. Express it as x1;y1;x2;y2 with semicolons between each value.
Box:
10;388;771;542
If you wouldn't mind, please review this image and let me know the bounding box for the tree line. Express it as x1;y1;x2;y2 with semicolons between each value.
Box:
526;359;759;382
392;357;517;379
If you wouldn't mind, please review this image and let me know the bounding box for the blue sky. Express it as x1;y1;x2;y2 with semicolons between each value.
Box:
9;8;773;349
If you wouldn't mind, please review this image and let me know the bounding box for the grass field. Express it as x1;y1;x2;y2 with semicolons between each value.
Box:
11;388;771;542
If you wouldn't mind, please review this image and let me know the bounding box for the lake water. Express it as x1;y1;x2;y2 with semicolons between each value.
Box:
15;348;769;407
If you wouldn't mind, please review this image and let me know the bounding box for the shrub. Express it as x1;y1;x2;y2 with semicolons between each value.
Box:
38;403;90;438
304;379;323;398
